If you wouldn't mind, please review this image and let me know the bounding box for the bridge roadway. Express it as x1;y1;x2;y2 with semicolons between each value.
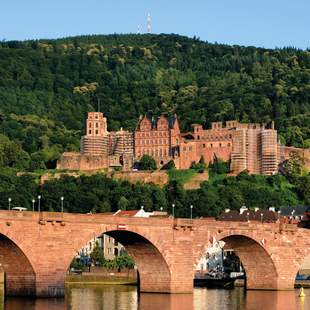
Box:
0;210;309;297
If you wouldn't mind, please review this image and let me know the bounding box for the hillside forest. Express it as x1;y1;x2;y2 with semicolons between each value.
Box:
0;34;309;215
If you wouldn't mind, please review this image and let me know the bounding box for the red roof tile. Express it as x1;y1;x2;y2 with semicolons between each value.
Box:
114;210;139;217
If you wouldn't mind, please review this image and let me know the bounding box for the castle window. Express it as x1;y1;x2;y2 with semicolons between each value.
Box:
89;123;92;128
203;144;206;148
95;115;98;119
95;123;99;128
228;143;231;146
183;146;186;151
211;144;213;148
219;143;222;147
197;135;200;140
95;130;98;135
89;130;92;134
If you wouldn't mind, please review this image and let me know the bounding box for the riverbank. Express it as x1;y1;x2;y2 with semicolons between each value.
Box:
66;268;137;286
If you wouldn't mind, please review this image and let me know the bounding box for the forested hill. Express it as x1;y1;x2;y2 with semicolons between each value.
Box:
0;34;309;170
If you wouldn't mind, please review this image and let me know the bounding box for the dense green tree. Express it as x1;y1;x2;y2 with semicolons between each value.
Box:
190;156;207;173
90;241;106;266
161;160;176;170
118;196;130;210
138;155;157;171
0;170;307;217
208;157;230;175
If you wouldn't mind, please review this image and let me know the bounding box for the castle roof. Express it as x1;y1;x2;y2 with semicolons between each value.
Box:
136;114;179;131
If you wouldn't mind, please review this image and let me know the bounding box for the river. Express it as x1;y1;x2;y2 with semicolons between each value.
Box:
2;285;310;310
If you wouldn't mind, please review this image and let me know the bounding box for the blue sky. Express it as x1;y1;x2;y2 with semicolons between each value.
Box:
1;0;309;49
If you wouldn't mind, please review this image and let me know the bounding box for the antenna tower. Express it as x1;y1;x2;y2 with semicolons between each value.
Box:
147;13;151;33
137;25;141;34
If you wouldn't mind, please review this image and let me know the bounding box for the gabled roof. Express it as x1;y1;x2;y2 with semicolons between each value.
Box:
136;114;178;131
113;210;140;217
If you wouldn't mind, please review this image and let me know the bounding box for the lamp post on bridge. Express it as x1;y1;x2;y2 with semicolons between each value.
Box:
8;197;11;210
260;213;263;223
61;196;64;213
172;204;175;218
32;199;35;212
190;205;193;219
38;195;41;212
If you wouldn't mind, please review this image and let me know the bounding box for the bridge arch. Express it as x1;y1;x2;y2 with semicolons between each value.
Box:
195;230;279;290
65;226;172;293
220;234;278;290
0;233;36;296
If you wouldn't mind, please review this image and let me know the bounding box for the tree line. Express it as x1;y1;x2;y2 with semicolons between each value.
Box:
0;158;308;217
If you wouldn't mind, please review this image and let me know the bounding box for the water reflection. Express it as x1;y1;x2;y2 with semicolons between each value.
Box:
139;293;193;310
3;285;310;310
66;285;137;310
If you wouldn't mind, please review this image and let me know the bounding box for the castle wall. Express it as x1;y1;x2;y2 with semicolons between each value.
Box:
56;152;109;171
282;146;310;171
57;112;307;175
56;152;81;170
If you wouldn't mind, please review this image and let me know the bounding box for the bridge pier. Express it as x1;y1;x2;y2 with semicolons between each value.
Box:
35;272;66;297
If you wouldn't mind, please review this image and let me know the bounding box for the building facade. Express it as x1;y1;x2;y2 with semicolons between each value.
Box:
57;111;305;176
134;115;180;168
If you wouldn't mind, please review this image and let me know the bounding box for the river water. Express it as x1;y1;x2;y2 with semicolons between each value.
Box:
2;285;310;310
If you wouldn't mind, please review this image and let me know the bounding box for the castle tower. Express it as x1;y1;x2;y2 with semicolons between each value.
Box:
260;129;278;175
81;112;109;155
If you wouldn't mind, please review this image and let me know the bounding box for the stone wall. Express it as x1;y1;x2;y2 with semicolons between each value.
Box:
111;171;169;187
57;152;109;171
282;146;310;171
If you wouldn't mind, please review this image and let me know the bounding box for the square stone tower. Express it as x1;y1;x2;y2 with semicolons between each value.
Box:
81;112;109;155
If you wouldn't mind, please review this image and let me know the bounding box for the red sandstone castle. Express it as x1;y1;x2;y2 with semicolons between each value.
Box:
57;112;308;175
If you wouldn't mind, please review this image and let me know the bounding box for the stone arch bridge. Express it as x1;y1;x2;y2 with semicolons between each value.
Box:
0;210;309;297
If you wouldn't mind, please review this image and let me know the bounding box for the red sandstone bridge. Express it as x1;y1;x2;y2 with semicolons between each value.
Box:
0;210;309;297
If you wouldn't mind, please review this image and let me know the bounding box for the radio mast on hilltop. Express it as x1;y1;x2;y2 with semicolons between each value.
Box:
147;13;151;33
